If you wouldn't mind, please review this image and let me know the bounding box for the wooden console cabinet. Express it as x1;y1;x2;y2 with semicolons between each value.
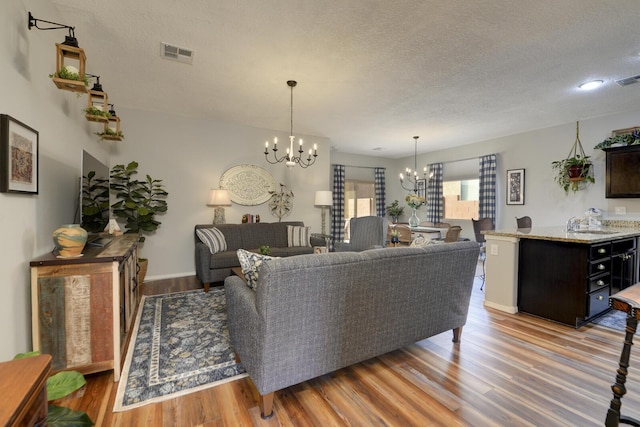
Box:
30;234;140;381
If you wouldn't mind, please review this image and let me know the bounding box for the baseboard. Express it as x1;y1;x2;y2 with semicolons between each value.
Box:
145;271;196;282
483;300;518;314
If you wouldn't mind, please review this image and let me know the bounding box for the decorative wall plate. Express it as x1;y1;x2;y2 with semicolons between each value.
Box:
220;164;276;206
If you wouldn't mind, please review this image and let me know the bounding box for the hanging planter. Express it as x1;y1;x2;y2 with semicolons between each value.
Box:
551;121;595;193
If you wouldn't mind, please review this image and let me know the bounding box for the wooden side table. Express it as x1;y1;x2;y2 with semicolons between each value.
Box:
0;354;52;426
606;283;640;427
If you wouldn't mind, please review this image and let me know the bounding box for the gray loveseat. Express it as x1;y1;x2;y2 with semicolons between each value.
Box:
224;241;480;418
195;221;323;291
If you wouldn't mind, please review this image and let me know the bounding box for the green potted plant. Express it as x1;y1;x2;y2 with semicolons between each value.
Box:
594;127;640;150
81;170;110;233
14;352;93;426
385;200;405;223
551;121;595;193
110;161;169;282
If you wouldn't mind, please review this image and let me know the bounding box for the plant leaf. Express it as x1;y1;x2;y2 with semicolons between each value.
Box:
13;351;40;360
46;371;86;401
47;404;94;426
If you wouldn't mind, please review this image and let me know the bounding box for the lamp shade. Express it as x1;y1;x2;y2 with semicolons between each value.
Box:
207;189;231;206
314;190;333;206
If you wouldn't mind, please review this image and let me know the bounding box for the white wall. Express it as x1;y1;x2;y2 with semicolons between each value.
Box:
108;107;331;279
0;1;112;360
393;112;640;239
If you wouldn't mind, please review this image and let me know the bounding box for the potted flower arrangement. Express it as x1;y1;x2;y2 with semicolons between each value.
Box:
385;200;405;223
405;193;426;227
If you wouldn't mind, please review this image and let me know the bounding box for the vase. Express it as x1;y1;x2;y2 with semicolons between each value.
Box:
52;224;88;257
408;209;420;227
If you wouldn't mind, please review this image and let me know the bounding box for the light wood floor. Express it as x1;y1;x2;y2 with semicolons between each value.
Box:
55;274;640;426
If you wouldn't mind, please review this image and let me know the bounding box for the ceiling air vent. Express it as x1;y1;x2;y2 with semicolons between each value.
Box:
160;42;194;64
616;74;640;86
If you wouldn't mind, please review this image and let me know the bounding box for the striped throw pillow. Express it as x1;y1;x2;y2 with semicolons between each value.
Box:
196;227;227;254
287;225;311;247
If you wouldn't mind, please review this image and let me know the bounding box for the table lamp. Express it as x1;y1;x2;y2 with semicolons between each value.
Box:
314;190;333;235
207;189;231;224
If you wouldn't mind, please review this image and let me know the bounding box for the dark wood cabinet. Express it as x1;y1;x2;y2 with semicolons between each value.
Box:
518;237;637;327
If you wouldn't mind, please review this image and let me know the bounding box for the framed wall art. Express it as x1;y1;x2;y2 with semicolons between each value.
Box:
0;114;39;194
506;168;525;205
416;179;426;199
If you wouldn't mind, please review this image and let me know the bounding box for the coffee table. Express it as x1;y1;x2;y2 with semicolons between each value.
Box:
230;266;246;282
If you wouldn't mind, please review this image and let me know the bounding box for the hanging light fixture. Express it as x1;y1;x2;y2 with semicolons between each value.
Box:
399;136;429;193
264;80;318;168
28;12;88;93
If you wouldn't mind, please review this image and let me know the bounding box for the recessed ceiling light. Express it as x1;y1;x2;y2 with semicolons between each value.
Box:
578;80;604;90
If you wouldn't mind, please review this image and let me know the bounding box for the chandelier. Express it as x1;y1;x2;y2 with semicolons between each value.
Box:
264;80;318;168
399;136;428;192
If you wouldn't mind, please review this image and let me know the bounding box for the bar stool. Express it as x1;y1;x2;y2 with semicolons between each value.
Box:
605;283;640;426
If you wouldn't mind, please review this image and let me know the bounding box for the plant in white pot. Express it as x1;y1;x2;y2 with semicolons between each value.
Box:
110;161;168;283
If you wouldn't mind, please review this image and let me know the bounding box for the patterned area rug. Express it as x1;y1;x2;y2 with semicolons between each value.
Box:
592;309;637;334
113;288;247;411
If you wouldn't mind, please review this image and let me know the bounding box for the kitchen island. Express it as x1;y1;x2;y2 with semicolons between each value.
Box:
483;225;640;327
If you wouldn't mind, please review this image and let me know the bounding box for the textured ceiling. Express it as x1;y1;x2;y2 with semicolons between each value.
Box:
49;0;640;158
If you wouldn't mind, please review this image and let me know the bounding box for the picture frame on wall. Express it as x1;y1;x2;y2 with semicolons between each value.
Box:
0;114;39;194
506;168;525;205
416;178;426;199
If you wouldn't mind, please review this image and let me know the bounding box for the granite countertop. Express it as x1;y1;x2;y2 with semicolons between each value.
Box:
483;226;640;244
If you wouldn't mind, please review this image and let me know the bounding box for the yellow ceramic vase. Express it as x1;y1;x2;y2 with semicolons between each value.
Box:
53;224;88;257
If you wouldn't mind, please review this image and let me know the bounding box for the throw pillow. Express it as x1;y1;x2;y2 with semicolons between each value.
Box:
287;225;311;247
236;248;278;290
196;227;227;254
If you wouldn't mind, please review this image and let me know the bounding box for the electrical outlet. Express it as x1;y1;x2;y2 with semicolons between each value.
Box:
615;206;627;215
490;244;498;256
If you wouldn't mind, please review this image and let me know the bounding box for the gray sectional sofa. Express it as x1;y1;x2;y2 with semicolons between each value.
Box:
224;241;480;418
194;221;324;291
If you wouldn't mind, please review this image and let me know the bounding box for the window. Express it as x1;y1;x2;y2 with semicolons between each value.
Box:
344;180;375;239
443;179;479;219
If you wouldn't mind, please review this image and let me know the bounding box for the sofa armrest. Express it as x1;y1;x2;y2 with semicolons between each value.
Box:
224;276;264;388
195;241;212;282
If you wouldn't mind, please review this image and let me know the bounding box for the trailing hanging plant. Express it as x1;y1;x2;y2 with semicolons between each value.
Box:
110;161;168;242
594;127;640;150
84;106;112;118
551;121;595;193
95;127;125;141
49;65;90;86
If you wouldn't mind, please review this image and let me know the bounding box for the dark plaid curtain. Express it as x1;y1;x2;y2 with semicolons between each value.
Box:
479;154;497;222
426;163;444;223
331;164;345;250
374;168;386;217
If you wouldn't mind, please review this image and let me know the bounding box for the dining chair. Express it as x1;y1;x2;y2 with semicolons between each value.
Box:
419;221;435;227
516;216;532;229
472;217;494;290
444;226;462;243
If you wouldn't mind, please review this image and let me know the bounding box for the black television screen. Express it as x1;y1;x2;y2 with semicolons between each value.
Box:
80;150;110;232
605;145;640;198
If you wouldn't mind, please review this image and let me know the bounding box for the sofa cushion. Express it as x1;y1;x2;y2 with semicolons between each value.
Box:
287;225;311;247
196;227;227;253
237;248;278;290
